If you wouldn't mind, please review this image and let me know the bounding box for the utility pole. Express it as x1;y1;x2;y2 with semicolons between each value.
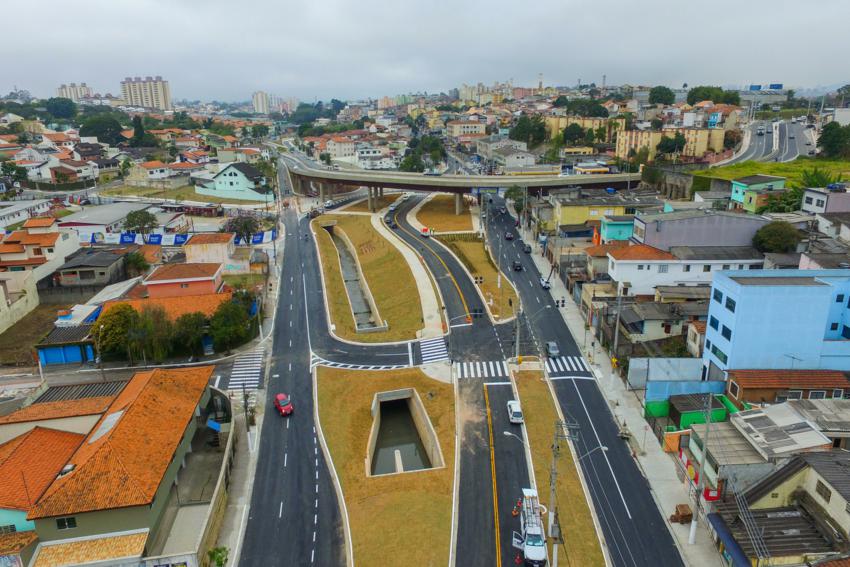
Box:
549;420;576;567
515;306;522;361
611;292;623;372
689;393;714;544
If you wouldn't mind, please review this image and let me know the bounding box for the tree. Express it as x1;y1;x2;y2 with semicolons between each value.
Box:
686;86;740;106
208;547;229;567
563;99;609;118
174;312;208;356
563;123;585;145
319;152;331;165
138;305;172;363
648;86;675;106
119;157;132;178
752;221;802;253
509;115;546;148
0;161;27;183
125;251;150;277
552;95;569;107
93;304;139;360
224;216;260;244
650;118;663;131
801;167;844;188
656;133;686;155
251;124;270;138
131;115;144;142
723;129;743;150
595;125;608;143
583;128;595;146
80;115;124;145
210;301;250;353
124;210;159;235
398;152;425;172
504;185;525;213
818;122;850;158
45;97;77;119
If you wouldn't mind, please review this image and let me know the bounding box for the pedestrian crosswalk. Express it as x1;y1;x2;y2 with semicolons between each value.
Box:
227;348;266;393
310;354;407;371
419;337;449;364
545;355;591;376
456;360;509;379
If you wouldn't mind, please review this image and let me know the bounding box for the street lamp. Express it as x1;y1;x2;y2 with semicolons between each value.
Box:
97;324;106;382
577;445;608;461
503;430;525;445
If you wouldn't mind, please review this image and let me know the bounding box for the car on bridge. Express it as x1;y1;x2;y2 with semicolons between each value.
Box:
274;393;294;416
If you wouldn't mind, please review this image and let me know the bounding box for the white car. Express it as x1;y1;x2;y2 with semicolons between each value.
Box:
507;400;524;424
324;200;334;208
539;277;551;290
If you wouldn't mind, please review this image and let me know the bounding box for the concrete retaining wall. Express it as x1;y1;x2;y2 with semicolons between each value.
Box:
328;225;388;334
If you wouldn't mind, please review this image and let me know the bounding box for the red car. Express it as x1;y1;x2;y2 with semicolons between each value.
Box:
274;393;294;416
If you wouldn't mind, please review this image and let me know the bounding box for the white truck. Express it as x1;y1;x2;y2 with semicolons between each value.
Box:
512;488;547;566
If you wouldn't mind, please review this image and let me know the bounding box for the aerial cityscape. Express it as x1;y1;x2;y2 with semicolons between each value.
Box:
1;3;850;567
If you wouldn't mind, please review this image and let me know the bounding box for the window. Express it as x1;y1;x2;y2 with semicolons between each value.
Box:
786;390;803;400
809;390;827;400
683;264;691;272
832;323;840;331
32;247;43;256
658;264;668;273
725;297;736;313
703;265;711;272
0;524;15;535
815;480;832;503
817;199;825;207
729;381;740;399
713;289;723;303
721;325;732;340
710;345;728;364
47;247;54;253
709;316;719;330
722;264;730;270
638;264;644;270
180;283;189;288
805;196;813;204
837;294;845;303
705;339;712;350
56;517;77;530
832;389;844;399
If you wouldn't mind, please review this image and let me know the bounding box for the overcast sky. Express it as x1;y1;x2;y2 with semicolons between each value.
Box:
3;0;847;102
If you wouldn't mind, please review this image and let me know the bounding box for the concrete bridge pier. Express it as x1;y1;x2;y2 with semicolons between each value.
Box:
379;187;384;198
455;192;462;215
319;183;327;204
367;186;375;212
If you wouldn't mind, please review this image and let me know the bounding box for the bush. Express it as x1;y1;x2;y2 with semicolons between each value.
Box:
752;221;802;253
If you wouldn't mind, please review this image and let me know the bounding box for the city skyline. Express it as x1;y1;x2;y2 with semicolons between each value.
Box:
2;0;848;102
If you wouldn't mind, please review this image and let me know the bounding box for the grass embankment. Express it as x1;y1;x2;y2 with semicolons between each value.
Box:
514;371;605;567
312;214;423;342
437;235;517;320
696;157;850;187
344;194;399;212
0;304;69;365
417;194;473;232
101;184;267;205
317;367;455;567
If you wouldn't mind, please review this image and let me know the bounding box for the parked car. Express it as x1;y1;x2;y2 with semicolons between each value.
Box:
274;393;293;416
523;244;532;254
539;277;551;290
507;400;524;424
545;342;560;358
505;232;514;241
513;260;523;271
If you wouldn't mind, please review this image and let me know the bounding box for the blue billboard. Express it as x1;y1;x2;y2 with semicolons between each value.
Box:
749;85;762;91
768;83;783;90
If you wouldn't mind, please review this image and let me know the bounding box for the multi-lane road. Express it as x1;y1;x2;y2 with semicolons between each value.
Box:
239;152;686;566
726;119;814;164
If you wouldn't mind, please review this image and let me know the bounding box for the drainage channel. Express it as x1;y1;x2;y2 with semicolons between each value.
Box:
326;227;378;330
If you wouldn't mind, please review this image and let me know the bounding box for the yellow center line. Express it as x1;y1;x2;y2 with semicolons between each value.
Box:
483;384;502;567
392;207;472;320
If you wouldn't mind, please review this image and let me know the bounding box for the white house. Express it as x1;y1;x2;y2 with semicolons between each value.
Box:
607;244;764;296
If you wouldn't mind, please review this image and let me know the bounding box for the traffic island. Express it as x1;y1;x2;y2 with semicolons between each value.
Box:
311;214;424;342
513;370;605;566
416;193;473;232
437;234;518;320
317;367;455;566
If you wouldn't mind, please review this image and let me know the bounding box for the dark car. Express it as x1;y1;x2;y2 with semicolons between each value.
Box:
523;244;532;253
505;232;514;241
499;207;507;214
512;260;523;271
385;218;398;229
274;393;293;416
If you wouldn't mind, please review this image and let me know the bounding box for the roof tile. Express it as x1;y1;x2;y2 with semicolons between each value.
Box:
608;244;675;261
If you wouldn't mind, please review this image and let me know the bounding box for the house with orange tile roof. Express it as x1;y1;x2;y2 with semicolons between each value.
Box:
23;366;232;565
217;146;264;164
725;369;850;409
102;290;232;321
184;232;235;264
0;221;80;284
126;160;170;183
0;427;85;535
143;262;223;298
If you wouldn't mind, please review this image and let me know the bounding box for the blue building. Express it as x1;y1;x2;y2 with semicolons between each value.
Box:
599;215;634;242
703;270;850;380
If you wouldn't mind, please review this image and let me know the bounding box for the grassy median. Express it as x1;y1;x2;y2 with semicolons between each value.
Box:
317;367;455;567
312;215;423;342
344;194;399;212
514;371;605;567
416;194;473;232
693;157;850;188
438;235;517;320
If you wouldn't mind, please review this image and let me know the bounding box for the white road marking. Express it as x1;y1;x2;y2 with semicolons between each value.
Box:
314;514;318;524
483;381;511;386
536;296;540;303
549;375;596;381
279;501;283;518
284;453;288;467
214;375;220;388
286;420;290;430
289;340;292;347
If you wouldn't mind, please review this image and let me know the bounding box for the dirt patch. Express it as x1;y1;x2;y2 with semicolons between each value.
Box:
0;304;68;366
416;194;473;232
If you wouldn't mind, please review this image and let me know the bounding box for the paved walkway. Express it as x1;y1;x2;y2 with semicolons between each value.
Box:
518;223;723;567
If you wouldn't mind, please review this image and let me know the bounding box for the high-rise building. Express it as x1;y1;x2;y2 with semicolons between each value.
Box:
252;91;270;114
120;76;172;110
56;83;93;102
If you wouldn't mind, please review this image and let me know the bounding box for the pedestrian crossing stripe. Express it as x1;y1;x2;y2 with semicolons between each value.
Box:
227;348;266;393
545;356;590;375
310;354;407;371
419;337;449;364
457;360;509;379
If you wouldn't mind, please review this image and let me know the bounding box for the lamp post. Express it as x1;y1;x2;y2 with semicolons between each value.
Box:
96;324;106;382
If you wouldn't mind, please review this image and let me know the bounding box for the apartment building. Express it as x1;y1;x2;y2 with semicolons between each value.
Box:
252;91;270;114
446;120;486;139
120;76;172;110
55;83;93;102
632;210;771;251
544;116;626;143
614;127;725;160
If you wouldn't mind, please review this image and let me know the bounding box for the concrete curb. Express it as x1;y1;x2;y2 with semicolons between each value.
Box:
448;367;461;567
312;366;355;567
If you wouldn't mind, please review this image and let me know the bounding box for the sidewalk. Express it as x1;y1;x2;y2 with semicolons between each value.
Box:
519;227;722;567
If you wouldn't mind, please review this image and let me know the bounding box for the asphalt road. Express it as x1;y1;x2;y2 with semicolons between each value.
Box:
484;196;685;567
726;119;812;165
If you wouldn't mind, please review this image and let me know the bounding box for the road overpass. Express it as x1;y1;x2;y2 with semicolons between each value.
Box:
279;151;641;212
